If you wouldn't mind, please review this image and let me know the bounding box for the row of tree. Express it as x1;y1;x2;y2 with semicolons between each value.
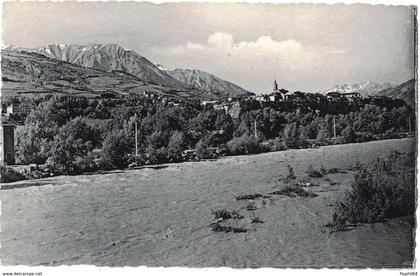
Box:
11;93;415;174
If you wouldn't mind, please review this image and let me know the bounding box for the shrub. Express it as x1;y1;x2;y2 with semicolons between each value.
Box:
211;223;247;233
246;202;257;211
212;209;243;220
74;152;98;172
196;140;211;159
341;125;356;143
306;165;323;178
282;122;300;149
15;126;49;165
266;137;287;152
226;134;262;155
100;129;131;169
167;131;185;162
236;194;263;200
251;217;265;224
0;166;26;183
270;184;318;198
146;146;169;164
286;165;296;180
329;151;415;229
46;117;96;174
328;167;346;174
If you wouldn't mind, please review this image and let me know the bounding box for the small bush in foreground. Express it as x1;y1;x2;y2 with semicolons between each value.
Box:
236;194;263;200
212;209;243;220
246;202;257;211
0;166;26;183
226;134;264;155
306;165;323;178
251;217;265;224
286;165;296;180
270;184;318;198
211;223;248;233
329;151;415;230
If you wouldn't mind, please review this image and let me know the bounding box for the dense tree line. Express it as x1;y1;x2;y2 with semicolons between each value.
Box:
7;93;414;174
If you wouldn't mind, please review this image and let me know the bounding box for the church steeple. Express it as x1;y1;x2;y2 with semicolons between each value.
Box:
273;80;278;92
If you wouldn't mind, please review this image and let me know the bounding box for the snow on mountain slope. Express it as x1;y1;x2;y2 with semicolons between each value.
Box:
322;81;394;97
29;44;187;89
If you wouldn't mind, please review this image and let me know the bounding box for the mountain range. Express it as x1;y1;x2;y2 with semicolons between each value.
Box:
378;79;415;105
321;81;394;97
1;43;414;104
320;80;415;105
2;43;253;99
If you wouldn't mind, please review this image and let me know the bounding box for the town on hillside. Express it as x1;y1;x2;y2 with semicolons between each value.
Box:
0;79;414;170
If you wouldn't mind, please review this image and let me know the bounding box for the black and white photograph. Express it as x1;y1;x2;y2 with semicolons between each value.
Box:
0;0;417;272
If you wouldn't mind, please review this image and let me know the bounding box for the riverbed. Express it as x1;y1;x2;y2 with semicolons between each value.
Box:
0;138;415;267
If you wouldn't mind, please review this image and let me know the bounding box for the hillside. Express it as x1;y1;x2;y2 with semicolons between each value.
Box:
30;44;187;89
7;43;253;99
1;50;209;100
378;79;415;105
165;68;253;98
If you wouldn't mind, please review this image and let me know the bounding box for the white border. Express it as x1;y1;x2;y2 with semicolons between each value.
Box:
0;1;418;276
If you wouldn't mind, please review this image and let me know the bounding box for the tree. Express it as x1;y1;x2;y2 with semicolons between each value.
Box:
46;117;96;173
316;123;329;144
282;122;300;149
100;129;131;169
16;125;49;164
342;125;356;143
196;139;211;159
167;131;185;161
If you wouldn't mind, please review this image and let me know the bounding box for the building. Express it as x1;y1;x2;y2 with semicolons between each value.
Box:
269;93;283;102
144;91;158;99
326;92;361;101
269;80;289;101
6;104;32;115
326;92;342;99
0;124;16;165
201;100;219;106
254;95;269;102
342;92;361;99
291;91;307;98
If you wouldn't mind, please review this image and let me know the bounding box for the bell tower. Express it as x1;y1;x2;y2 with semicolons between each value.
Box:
273;80;278;92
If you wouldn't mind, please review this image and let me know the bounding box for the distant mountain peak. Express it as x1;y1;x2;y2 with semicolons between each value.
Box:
5;42;254;99
18;43;187;89
321;81;394;97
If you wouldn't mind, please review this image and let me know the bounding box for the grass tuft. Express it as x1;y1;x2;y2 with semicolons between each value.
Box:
212;209;243;220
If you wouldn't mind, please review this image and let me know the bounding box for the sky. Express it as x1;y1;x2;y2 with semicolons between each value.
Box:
2;2;416;93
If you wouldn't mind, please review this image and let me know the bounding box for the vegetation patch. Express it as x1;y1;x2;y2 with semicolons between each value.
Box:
0;166;27;183
327;168;347;174
286;165;296;180
270;184;318;198
306;165;323;178
251;217;265;224
212;209;243;220
246;202;257;211
327;151;415;231
211;223;248;233
236;193;263;200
